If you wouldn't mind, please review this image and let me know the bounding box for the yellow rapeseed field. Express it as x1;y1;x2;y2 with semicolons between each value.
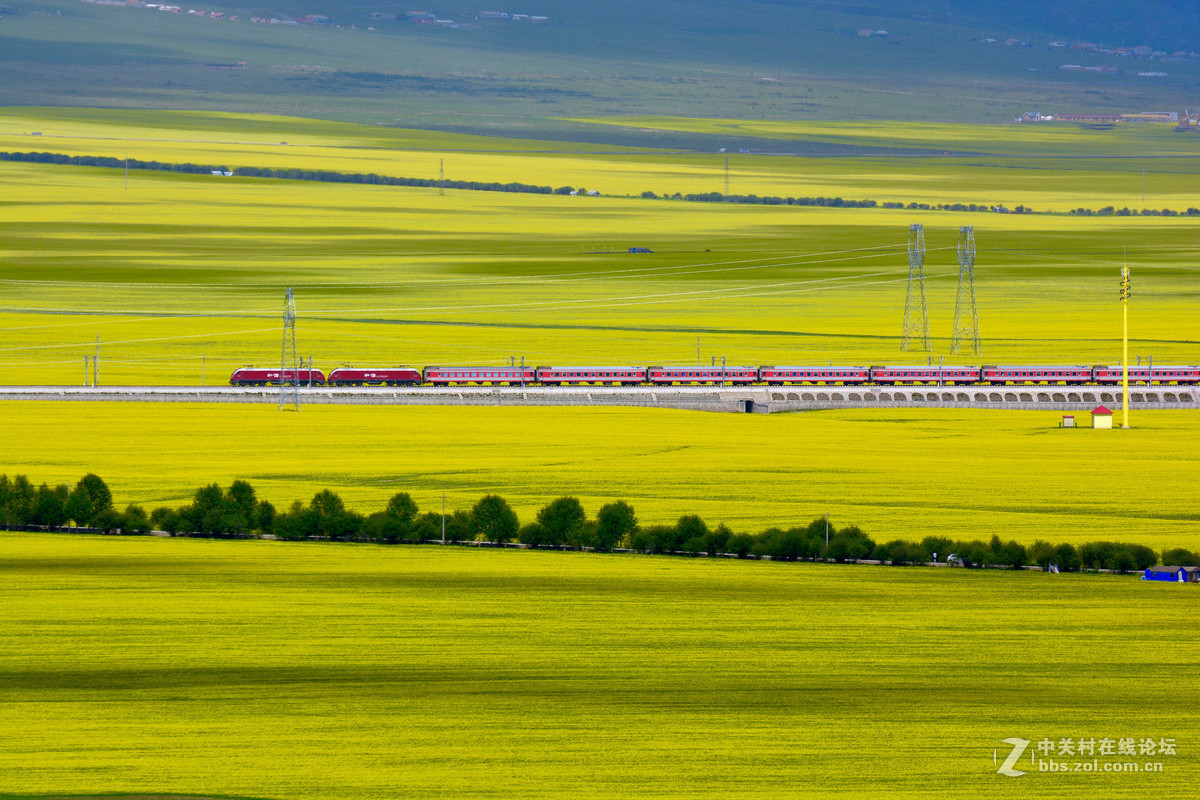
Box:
2;156;1196;386
4;108;1199;208
2;532;1197;800
2;109;1199;800
2;401;1196;551
2;108;1197;552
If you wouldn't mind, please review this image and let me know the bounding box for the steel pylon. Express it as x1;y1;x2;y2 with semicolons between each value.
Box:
951;226;981;355
901;223;931;352
280;287;301;411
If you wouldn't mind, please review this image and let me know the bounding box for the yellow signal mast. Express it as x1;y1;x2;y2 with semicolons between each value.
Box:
1121;264;1130;429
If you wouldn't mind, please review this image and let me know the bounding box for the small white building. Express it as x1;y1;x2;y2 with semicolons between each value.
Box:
1091;406;1114;429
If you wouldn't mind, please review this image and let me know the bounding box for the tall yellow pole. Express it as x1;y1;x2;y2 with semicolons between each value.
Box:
1121;266;1130;429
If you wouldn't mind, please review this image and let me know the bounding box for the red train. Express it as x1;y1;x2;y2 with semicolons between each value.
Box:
231;363;1200;387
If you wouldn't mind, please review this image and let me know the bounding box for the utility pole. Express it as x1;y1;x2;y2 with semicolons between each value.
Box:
94;336;100;387
520;355;525;388
1121;265;1131;429
83;355;89;386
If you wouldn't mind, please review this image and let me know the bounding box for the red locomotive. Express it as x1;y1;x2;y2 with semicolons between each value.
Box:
229;367;325;386
327;367;422;386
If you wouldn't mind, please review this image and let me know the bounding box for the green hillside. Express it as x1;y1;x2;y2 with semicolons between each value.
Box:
2;0;1197;136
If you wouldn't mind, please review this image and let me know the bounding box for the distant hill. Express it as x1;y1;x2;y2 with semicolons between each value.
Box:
2;0;1197;137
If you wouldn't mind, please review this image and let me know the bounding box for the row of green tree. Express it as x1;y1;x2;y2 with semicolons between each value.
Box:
1068;206;1200;216
641;192;1200;217
0;151;559;196
0;150;226;175
0;473;150;533
10;150;1200;219
642;190;879;208
5;474;1197;572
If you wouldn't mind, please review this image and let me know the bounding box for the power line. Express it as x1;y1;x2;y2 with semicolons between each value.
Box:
0;327;278;353
297;267;918;319
0;243;920;292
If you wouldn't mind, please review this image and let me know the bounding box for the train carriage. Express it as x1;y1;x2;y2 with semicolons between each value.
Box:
759;366;870;385
422;366;536;385
229;367;326;387
1093;365;1200;385
535;366;647;385
646;366;758;385
981;365;1090;384
327;367;422;386
870;366;981;385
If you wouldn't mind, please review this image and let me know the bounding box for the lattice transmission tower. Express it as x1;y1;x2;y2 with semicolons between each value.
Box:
951;225;982;355
901;223;931;352
280;287;301;411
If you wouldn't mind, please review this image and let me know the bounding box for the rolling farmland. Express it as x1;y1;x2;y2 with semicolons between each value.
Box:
2;402;1198;551
3;108;1198;546
1;532;1197;800
3;104;1199;800
2;109;1199;387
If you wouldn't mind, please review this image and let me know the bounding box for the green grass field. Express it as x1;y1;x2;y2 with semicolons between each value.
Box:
1;532;1197;800
3;402;1197;552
